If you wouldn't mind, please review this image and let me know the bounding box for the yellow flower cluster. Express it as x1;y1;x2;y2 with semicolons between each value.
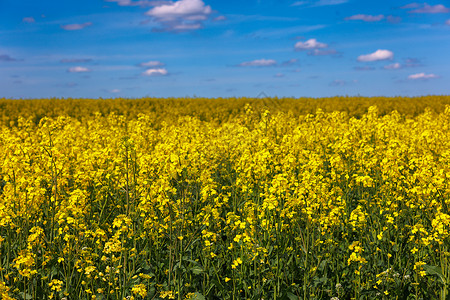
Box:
0;97;450;299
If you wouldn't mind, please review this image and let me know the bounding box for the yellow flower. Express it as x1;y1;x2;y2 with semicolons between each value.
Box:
159;290;175;299
131;284;147;298
414;261;426;270
48;279;64;292
85;266;96;275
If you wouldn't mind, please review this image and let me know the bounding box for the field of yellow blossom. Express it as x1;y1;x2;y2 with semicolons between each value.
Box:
1;96;450;299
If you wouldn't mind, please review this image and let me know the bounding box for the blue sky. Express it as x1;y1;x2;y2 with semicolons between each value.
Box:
1;0;449;98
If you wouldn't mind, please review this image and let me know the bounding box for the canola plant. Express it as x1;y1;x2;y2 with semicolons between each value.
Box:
0;96;449;299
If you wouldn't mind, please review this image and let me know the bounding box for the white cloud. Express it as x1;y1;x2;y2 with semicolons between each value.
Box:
354;66;375;71
291;1;307;6
281;58;298;66
308;49;338;56
61;22;93;30
294;39;338;56
386;15;402;23
105;0;170;7
357;49;393;62
292;0;347;7
313;0;348;6
61;58;93;63
110;89;121;93
384;62;401;69
295;38;328;50
238;59;277;67
68;66;91;73
145;0;212;32
330;79;357;86
23;17;35;23
142;68;169;76
106;0;133;5
408;72;438;79
213;15;226;21
409;3;449;13
274;73;285;78
446;19;450;25
250;25;325;39
345;14;385;22
171;23;202;30
139;60;165;67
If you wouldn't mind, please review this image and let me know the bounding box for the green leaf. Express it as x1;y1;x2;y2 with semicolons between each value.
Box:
318;259;328;271
287;292;299;300
423;265;446;284
191;266;204;275
94;294;106;300
19;292;33;300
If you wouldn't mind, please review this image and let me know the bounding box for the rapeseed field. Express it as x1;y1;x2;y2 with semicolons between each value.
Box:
1;96;450;299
